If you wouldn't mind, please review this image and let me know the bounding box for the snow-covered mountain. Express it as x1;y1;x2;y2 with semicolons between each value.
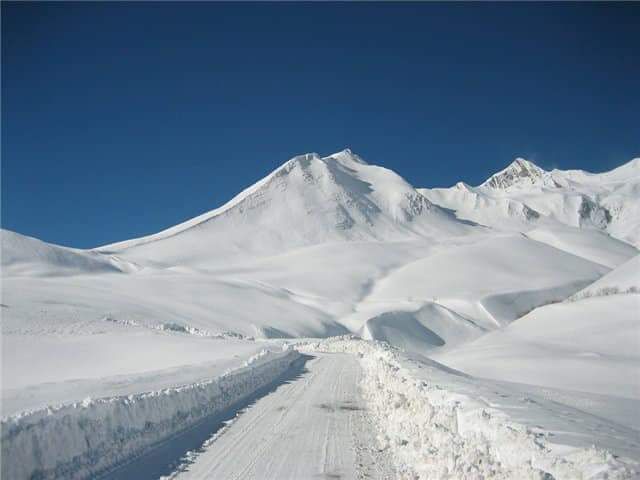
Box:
3;149;640;480
97;149;473;267
419;157;640;247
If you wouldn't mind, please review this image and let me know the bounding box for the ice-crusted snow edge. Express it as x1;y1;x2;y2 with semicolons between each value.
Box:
1;347;299;480
298;336;638;480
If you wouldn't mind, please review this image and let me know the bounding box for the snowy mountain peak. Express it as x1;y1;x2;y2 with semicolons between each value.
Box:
482;157;550;190
98;150;472;265
324;148;368;166
454;181;472;191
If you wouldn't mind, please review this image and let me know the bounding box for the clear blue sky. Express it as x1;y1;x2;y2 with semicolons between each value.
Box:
2;2;639;248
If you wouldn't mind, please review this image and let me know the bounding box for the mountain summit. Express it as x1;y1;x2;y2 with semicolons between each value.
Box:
481;158;555;190
98;150;472;266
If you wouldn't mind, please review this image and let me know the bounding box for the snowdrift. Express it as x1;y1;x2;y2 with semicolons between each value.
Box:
359;302;486;354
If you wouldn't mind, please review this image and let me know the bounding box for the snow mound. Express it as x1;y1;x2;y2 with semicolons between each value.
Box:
359;302;487;354
1;229;136;276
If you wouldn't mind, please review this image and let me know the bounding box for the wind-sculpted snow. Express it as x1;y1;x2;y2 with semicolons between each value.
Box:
299;338;639;479
1;348;300;480
359;302;487;353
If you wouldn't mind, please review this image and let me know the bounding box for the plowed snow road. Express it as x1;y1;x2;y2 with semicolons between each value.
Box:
169;353;393;480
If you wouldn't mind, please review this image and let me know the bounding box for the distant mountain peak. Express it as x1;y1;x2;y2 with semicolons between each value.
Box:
325;148;368;165
482;157;549;190
454;181;472;191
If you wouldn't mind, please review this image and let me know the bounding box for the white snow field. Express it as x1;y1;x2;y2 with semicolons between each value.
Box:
2;150;640;479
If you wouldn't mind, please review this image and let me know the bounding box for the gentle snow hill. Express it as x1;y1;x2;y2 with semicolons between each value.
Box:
434;294;640;400
419;156;640;247
570;253;640;300
433;240;640;401
363;234;610;331
96;149;476;268
0;229;137;276
524;225;637;268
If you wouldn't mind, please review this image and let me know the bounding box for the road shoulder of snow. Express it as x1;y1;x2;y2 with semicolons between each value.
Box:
299;337;639;480
1;347;300;480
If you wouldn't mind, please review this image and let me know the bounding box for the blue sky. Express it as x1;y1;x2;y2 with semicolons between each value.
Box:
2;2;639;248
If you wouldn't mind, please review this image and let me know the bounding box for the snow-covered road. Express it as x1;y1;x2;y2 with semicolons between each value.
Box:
170;352;394;480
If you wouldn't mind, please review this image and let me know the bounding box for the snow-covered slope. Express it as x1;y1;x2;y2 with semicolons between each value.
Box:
524;225;637;268
420;157;640;247
363;234;608;328
1;230;137;276
97;149;473;267
570;253;640;300
3;150;637;356
433;238;639;400
434;294;640;399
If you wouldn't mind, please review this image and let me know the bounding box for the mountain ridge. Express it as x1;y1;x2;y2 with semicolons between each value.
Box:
421;156;640;247
94;149;475;266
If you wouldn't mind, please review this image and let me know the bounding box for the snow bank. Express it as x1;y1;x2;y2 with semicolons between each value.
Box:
299;338;638;479
1;348;300;480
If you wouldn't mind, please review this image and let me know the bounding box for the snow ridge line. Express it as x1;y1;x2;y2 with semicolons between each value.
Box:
1;348;300;480
299;337;637;480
